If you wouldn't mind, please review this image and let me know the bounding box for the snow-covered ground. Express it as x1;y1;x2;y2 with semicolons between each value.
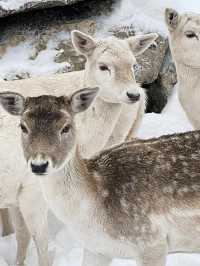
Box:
0;31;71;80
0;0;199;265
0;0;42;10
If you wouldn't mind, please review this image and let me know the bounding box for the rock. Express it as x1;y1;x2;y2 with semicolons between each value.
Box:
144;43;177;113
135;35;168;84
144;81;168;114
158;45;177;97
0;0;84;18
109;24;176;113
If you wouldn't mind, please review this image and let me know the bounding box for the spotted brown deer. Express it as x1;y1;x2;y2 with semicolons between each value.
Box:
2;88;200;266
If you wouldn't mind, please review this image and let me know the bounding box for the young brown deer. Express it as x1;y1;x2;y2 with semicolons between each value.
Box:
1;88;200;266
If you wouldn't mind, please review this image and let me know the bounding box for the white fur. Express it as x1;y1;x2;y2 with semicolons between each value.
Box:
0;31;157;265
166;9;200;129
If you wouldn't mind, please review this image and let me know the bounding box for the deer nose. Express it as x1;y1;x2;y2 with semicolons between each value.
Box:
127;92;140;103
31;161;49;175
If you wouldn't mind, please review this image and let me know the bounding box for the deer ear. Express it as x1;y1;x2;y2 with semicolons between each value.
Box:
71;30;96;56
165;8;180;31
128;33;158;56
70;87;99;114
0;92;25;115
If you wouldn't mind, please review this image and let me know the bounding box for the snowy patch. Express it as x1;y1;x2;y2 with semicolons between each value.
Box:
102;0;200;36
0;31;71;80
0;0;42;10
138;88;193;139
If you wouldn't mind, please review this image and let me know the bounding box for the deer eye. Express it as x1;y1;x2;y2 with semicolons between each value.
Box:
185;31;198;39
99;64;110;72
61;125;71;134
20;123;28;134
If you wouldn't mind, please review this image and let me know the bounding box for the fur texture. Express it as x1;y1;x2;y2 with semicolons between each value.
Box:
3;91;200;266
166;8;200;129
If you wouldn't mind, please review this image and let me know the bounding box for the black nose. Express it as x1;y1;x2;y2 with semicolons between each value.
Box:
127;92;140;102
31;162;49;175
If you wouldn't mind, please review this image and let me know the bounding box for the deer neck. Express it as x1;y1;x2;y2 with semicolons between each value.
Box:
78;62;123;157
174;59;200;102
39;146;96;222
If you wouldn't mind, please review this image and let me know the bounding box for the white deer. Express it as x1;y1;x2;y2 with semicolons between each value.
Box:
0;30;157;265
165;8;200;129
2;88;200;266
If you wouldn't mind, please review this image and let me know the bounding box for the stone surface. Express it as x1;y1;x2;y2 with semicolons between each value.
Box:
0;0;84;18
158;45;177;96
144;43;177;113
109;24;177;113
135;35;168;85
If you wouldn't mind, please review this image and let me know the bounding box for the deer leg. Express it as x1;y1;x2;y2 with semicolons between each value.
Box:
1;208;14;236
82;249;112;266
136;242;167;266
10;206;30;266
18;184;51;266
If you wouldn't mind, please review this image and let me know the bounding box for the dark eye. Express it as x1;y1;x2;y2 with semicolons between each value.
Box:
61;125;71;134
99;64;109;71
185;31;197;39
20;123;28;134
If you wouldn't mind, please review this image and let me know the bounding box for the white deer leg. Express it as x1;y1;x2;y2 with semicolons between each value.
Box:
82;249;111;266
18;183;51;266
1;208;14;236
136;242;167;266
10;207;30;266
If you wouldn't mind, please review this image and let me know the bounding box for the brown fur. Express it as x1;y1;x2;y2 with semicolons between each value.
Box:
86;131;200;241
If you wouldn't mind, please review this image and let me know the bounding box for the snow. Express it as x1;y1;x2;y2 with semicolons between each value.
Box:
138;89;193;139
0;0;39;10
0;0;199;265
104;0;200;35
0;32;71;81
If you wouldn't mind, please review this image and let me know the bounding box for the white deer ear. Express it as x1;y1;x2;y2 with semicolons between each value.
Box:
70;87;99;114
128;33;158;56
165;8;180;31
0;92;25;115
71;30;96;56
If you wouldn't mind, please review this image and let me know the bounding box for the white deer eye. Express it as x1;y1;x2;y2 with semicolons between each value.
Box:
99;64;110;72
185;31;198;39
20;123;28;134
